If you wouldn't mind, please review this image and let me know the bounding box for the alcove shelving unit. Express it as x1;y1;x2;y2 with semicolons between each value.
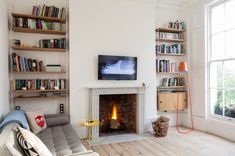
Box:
9;6;69;113
156;26;187;111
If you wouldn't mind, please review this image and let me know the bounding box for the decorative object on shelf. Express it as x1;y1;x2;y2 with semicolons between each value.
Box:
176;61;194;134
46;64;62;72
14;39;21;47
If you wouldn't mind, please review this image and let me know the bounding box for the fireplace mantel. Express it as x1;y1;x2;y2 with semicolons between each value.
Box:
89;86;145;144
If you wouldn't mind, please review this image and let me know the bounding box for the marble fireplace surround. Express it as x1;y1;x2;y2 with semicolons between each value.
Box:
89;86;145;144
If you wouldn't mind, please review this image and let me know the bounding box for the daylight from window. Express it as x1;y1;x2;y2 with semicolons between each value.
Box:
209;0;235;119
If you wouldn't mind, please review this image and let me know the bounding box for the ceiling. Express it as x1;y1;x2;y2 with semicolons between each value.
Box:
156;0;201;7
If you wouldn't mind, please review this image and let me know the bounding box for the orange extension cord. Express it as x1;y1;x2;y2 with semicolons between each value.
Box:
176;72;194;134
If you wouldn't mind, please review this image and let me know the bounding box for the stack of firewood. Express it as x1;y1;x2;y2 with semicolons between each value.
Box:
152;116;169;137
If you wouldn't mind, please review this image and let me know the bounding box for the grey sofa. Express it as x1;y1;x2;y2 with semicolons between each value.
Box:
0;114;99;156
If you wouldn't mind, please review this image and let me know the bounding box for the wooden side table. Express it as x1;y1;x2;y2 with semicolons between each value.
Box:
80;120;99;144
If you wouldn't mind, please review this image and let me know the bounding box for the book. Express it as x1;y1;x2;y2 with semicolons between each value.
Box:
11;53;44;72
31;4;66;18
12;79;66;90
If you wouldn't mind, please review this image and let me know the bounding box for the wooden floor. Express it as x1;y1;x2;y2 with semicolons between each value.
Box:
86;127;235;156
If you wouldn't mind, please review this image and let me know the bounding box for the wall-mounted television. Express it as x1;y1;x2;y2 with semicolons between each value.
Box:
98;55;137;80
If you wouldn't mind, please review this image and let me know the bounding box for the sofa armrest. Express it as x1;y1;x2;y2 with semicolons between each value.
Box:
65;150;99;156
44;114;70;127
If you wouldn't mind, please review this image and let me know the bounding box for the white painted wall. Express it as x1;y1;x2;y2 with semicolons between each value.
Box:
0;0;10;118
69;0;156;138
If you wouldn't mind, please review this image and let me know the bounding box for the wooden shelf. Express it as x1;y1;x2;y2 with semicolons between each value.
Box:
156;28;184;33
12;13;66;23
158;86;186;89
12;46;66;52
12;27;66;35
156;38;184;43
14;96;66;100
11;71;66;74
156;53;185;56
13;89;67;93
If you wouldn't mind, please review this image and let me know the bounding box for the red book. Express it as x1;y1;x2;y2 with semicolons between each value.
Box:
50;39;54;48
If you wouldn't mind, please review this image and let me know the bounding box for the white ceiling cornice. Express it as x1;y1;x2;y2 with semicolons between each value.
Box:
156;0;204;9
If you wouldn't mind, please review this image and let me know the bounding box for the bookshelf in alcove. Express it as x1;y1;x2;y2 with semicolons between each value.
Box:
9;4;69;114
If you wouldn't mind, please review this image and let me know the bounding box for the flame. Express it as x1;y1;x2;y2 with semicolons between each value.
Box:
111;103;118;120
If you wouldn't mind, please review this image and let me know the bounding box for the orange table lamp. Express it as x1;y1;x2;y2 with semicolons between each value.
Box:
179;61;188;72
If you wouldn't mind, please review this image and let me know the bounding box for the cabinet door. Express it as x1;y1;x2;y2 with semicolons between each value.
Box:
157;92;187;111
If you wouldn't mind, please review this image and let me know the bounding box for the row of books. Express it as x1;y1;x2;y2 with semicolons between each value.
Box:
161;77;185;87
156;44;183;54
39;38;66;49
13;18;61;31
32;5;66;19
168;21;184;30
156;32;184;40
12;79;66;91
156;59;177;73
11;53;43;72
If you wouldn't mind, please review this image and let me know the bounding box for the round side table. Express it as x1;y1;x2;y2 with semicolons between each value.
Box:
80;120;99;144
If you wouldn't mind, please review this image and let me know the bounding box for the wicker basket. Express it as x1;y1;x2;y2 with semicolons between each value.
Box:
152;116;169;137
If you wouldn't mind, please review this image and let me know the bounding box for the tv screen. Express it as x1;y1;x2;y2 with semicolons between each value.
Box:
98;55;137;80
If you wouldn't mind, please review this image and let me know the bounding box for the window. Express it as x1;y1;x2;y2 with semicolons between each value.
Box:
208;0;235;120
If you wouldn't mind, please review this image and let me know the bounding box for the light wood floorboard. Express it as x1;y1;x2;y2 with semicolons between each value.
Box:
87;127;235;156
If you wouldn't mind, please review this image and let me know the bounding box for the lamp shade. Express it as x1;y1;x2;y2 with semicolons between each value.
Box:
179;61;188;72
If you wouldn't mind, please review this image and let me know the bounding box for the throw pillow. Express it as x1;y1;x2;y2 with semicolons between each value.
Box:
16;126;52;156
26;110;47;134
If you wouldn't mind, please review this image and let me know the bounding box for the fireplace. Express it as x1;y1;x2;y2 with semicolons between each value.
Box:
89;86;145;144
99;94;137;136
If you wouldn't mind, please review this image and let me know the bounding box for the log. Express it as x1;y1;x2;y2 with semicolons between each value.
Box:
110;119;120;129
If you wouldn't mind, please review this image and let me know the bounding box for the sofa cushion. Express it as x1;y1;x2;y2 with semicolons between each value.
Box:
0;123;24;156
37;124;86;156
26;110;47;134
45;114;70;127
16;126;52;156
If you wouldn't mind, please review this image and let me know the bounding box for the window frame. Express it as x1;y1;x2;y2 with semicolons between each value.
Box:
206;0;235;123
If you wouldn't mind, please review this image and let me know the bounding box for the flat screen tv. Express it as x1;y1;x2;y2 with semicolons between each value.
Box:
98;55;137;80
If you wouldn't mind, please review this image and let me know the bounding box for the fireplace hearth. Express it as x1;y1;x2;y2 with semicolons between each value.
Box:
99;94;137;136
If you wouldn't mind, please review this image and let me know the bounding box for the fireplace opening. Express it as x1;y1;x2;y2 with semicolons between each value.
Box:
99;94;137;136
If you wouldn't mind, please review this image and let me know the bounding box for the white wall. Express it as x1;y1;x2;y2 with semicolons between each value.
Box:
0;0;10;118
69;0;156;138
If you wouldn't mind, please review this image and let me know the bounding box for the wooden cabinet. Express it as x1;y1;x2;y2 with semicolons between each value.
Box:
157;92;187;111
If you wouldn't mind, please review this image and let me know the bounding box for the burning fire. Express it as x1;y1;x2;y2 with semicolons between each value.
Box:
111;103;118;120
